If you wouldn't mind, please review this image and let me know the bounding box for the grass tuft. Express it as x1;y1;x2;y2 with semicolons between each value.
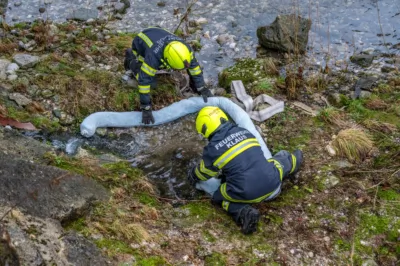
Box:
331;128;374;162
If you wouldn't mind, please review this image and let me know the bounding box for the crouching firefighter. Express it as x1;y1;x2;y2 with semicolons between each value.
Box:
124;27;213;125
188;107;303;234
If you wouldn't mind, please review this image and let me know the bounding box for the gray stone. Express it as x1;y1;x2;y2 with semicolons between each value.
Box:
114;2;127;14
0;151;109;222
0;59;11;80
7;74;18;81
69;8;99;21
257;14;311;53
381;65;396;73
6;63;19;75
8;93;32;107
350;54;374;67
41;89;54;98
323;174;340;189
361;259;378;266
14;1;22;7
52;109;62;118
60;112;75;125
13;54;40;68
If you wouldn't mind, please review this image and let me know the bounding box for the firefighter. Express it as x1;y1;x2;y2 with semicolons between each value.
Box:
124;27;213;125
188;107;303;234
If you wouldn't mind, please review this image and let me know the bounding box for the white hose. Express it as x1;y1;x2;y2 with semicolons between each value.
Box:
80;97;272;159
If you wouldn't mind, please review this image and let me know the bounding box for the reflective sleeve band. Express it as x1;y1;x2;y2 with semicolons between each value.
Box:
290;154;297;174
220;183;274;203
195;167;208;181
200;160;218;177
213;138;260;169
138;32;153;48
141;62;157;76
132;50;138;56
138;55;145;62
189;66;202;76
267;158;283;181
138;85;150;94
222;201;230;211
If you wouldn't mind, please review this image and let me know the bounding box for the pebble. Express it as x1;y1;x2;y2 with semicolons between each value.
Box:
7;75;18;81
14;2;22;7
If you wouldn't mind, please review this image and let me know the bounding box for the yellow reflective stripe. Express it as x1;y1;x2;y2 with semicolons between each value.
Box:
222;201;230;211
189;66;202;76
132;50;138;56
190;52;194;60
138;55;144;62
200;160;218;176
290;154;297;174
138;32;153;47
268;158;283;181
195;167;208;181
220;183;273;203
213;138;260;169
138;85;150;93
141;62;157;76
135;73;139;80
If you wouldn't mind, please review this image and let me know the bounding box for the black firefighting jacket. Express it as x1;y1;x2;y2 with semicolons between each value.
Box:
193;122;283;203
132;27;205;106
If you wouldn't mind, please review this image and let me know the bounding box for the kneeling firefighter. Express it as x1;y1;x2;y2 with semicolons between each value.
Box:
188;107;303;234
124;27;213;125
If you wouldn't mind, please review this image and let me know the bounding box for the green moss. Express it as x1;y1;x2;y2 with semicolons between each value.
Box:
137;193;159;207
136;256;168;266
204;252;227;266
218;58;268;89
184;202;219;222
268;186;307;208
31;116;61;132
377;189;400;201
202;230;217;243
95;238;135;256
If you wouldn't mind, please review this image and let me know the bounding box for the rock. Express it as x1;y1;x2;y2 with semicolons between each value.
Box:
326;144;336;156
1;208;108;265
0;151;109;222
323;174;340;189
331;160;353;169
7;74;18;81
257;14;311;53
195;17;208;26
13;54;40;69
114;2;128;14
353;76;377;98
350;54;374;67
69;8;98;21
14;1;22;7
52;109;62;118
352;90;372;99
361;259;378;266
8;93;32;107
6;63;19;75
60;112;75;125
0;59;11;80
381;65;396;73
41;89;54;98
48;24;59;37
217;33;234;45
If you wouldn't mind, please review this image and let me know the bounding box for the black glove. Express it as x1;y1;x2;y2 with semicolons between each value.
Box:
141;105;155;125
187;166;198;186
197;87;213;103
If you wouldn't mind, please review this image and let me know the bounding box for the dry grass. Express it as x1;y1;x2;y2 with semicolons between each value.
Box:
365;98;388;110
0;42;18;55
318;107;352;128
331;128;374;162
362;119;397;134
110;220;149;242
263;58;279;76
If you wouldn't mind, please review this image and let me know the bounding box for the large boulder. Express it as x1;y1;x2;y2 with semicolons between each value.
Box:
0;151;109;222
257;14;311;54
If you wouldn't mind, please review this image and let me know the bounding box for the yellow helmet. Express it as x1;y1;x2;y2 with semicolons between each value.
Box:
163;41;192;69
196;107;229;138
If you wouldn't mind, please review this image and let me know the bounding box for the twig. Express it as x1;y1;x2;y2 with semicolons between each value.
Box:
350;231;355;266
173;0;198;35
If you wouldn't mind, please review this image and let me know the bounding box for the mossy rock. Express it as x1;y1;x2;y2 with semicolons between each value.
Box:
218;58;268;89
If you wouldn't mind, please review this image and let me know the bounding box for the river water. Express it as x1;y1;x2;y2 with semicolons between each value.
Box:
4;0;400;82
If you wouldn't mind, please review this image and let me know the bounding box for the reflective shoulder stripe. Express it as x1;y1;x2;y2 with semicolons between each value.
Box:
189;65;202;76
190;52;194;60
290;154;297;174
222;201;230;211
213;138;260;169
200;160;218;176
141;62;157;76
268;158;283;181
138;84;150;94
138;32;153;48
195;167;208;181
220;183;274;203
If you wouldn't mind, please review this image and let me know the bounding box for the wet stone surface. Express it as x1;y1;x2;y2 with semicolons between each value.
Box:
4;0;400;83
